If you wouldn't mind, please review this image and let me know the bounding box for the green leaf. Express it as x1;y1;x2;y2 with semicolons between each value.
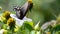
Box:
24;21;34;31
34;21;40;31
0;16;7;24
51;24;60;34
55;31;60;34
2;24;7;30
30;30;36;34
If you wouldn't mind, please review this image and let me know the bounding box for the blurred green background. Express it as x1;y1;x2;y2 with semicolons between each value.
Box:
0;0;60;25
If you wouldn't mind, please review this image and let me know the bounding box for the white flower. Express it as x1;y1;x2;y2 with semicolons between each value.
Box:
0;29;4;34
50;20;57;27
10;14;32;27
41;20;56;30
41;22;50;30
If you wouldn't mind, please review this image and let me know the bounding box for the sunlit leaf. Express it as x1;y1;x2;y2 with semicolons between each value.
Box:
23;21;34;31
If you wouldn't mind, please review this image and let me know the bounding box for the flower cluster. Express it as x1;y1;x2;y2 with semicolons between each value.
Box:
2;11;11;19
7;18;15;27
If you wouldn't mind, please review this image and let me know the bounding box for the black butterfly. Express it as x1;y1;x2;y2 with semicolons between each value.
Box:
13;2;33;20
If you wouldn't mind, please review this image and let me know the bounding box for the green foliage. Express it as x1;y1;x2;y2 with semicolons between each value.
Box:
51;24;60;34
21;21;34;31
55;31;60;34
2;24;7;30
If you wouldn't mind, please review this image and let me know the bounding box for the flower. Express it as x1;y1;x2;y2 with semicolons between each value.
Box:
0;29;7;34
2;11;11;19
3;29;7;34
7;18;15;27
